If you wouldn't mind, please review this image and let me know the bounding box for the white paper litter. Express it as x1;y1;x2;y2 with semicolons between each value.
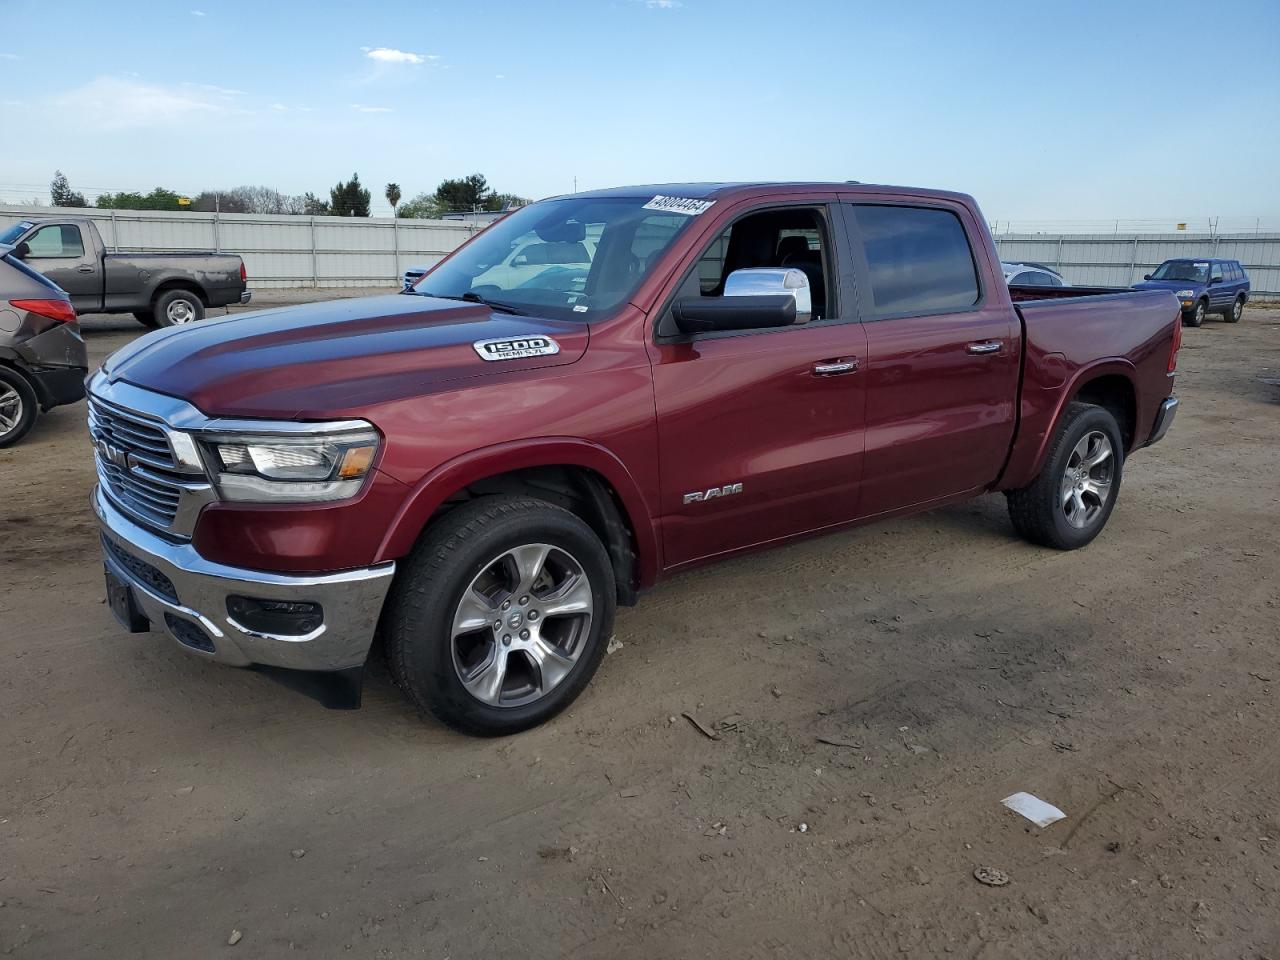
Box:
1000;792;1066;828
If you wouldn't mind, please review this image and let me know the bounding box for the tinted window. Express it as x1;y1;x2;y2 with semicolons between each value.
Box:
25;224;85;258
1211;262;1223;281
850;204;979;314
1152;260;1208;282
0;220;35;245
1012;271;1045;286
1044;271;1065;287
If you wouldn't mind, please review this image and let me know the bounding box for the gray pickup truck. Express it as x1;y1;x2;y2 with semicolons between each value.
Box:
0;217;249;327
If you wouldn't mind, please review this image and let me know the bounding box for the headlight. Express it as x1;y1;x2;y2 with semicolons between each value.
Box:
1175;289;1195;298
197;423;380;503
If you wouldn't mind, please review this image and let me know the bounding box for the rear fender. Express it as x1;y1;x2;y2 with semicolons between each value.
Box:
376;438;660;587
999;358;1137;490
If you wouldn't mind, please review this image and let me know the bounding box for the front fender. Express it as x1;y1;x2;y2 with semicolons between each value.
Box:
999;358;1137;491
375;437;661;587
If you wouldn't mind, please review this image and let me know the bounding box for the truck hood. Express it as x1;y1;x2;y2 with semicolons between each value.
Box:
1131;279;1205;294
102;294;589;419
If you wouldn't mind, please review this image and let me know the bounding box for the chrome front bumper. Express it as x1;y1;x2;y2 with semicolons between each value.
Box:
93;486;395;671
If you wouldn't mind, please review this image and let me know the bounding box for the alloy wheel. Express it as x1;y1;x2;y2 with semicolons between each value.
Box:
450;543;594;707
0;382;23;438
1060;430;1114;529
167;298;196;324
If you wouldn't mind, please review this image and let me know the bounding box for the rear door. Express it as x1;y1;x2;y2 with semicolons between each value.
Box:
1208;261;1230;308
650;198;868;568
839;198;1019;518
21;223;100;310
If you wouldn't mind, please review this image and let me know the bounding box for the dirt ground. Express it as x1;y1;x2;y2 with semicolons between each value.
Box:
2;294;1278;959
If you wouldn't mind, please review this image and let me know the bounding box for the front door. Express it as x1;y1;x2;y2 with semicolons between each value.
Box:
840;199;1020;518
650;202;868;568
22;223;99;311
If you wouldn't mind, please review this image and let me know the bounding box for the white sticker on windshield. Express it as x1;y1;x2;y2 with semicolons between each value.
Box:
643;195;716;216
1194;262;1209;268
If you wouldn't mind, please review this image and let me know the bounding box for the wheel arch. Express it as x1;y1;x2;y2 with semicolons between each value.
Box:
148;277;210;308
377;439;659;603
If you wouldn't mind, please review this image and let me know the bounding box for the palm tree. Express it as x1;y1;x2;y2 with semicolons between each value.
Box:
385;182;402;217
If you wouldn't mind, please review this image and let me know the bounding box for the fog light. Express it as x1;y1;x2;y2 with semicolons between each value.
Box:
227;596;324;636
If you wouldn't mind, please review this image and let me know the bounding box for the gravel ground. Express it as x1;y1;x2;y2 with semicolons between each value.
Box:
2;295;1278;959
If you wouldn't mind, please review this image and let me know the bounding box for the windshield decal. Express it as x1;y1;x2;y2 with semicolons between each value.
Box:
642;196;715;216
473;336;561;361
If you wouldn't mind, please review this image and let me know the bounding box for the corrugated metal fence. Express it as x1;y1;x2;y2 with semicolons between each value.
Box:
994;232;1280;299
4;205;1278;298
0;206;481;288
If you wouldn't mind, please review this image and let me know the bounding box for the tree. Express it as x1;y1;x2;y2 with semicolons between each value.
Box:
330;173;371;217
487;192;530;212
385;182;401;217
302;192;330;216
434;173;491;213
95;187;185;211
397;192;443;220
50;170;87;207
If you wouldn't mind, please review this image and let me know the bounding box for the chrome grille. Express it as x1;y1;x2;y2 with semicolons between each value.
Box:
89;398;190;529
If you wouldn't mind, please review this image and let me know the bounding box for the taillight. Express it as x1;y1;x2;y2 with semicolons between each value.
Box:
1168;314;1182;373
9;298;77;324
240;261;247;283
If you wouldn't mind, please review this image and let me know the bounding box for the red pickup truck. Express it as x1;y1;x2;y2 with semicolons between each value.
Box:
89;182;1181;733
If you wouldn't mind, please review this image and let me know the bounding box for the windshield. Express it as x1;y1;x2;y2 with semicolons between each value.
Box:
0;221;34;245
1151;260;1208;282
411;197;698;320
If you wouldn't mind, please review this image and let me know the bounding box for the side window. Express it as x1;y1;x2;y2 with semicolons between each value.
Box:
1232;262;1244;281
1013;271;1047;287
25;224;85;259
849;204;979;315
1044;272;1065;287
1210;262;1224;282
691;207;832;320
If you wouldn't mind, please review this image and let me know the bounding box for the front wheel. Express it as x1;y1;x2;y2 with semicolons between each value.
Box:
384;496;616;735
1006;402;1124;550
0;367;39;448
153;289;205;327
1185;300;1206;327
1224;296;1244;323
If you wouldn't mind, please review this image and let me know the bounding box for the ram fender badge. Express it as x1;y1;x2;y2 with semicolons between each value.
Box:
683;482;743;505
472;336;561;361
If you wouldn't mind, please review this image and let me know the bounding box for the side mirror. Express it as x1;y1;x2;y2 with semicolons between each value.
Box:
672;268;812;335
12;241;30;260
1209;276;1222;285
1143;274;1152;280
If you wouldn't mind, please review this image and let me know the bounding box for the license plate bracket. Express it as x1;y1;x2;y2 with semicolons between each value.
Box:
105;566;150;633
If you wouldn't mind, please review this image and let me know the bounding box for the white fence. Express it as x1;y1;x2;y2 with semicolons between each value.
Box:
4;205;1278;299
994;232;1280;299
0;206;482;288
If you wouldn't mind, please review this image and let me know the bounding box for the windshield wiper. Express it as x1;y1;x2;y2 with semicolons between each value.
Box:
418;291;525;315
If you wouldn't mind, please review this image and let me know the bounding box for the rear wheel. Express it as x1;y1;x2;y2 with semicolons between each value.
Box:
385;496;616;735
153;288;205;327
1006;402;1124;550
1224;296;1244;323
1185;299;1206;327
0;367;39;448
133;310;159;328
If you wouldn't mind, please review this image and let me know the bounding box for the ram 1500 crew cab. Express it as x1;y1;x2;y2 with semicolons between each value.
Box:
89;183;1182;734
0;217;249;328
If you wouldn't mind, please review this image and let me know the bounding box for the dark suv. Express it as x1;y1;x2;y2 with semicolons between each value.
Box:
1132;258;1250;326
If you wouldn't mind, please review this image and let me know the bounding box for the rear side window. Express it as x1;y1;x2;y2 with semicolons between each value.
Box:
849;204;979;315
1013;271;1050;287
1210;262;1223;281
25;223;85;259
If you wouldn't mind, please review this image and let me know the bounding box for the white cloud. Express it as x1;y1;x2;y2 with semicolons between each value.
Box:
495;74;505;80
0;53;21;60
270;102;288;111
360;46;436;65
52;77;233;131
190;9;206;15
3;99;25;107
185;82;245;98
638;0;681;7
352;103;393;113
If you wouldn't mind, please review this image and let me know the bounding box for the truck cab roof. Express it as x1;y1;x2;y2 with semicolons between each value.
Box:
564;181;978;206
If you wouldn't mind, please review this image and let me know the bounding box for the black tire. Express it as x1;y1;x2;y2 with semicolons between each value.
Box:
384;496;616;736
1185;299;1206;327
1006;402;1125;551
1223;296;1244;323
133;310;159;328
152;288;205;327
0;366;39;448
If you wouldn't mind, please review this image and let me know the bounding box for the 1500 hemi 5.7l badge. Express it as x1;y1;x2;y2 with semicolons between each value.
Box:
472;336;561;361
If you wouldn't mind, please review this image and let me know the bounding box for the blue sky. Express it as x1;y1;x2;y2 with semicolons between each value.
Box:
2;0;1278;225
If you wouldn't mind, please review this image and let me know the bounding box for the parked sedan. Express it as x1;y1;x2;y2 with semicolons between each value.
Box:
1131;258;1250;326
0;244;88;446
1002;261;1068;287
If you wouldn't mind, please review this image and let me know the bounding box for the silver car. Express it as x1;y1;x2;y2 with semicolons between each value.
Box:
0;244;88;446
1002;261;1068;287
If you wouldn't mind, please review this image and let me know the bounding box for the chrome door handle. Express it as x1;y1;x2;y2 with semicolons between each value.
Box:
812;359;858;376
967;341;1002;355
